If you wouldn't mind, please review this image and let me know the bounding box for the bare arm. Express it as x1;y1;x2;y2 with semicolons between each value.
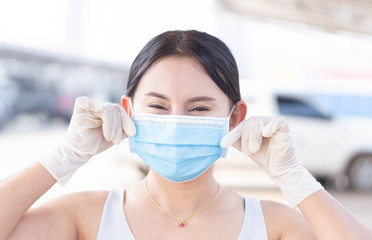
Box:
221;116;372;239
298;189;372;240
0;97;135;239
0;162;78;239
261;200;316;240
262;194;372;240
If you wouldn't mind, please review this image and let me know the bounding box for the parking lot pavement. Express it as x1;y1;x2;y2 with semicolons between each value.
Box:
0;123;371;230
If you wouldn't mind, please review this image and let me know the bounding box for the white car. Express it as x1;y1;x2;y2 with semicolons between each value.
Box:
241;84;372;191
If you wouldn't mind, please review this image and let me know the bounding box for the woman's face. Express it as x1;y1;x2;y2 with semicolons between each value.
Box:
130;57;232;118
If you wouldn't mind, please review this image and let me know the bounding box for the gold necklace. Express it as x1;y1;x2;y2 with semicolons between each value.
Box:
145;177;221;227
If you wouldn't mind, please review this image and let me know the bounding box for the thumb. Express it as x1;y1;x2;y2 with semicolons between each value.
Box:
119;105;136;137
100;104;136;144
220;120;246;148
101;105;122;144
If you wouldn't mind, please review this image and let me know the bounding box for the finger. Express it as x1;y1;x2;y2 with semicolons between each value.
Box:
70;97;102;128
220;120;245;148
111;106;125;144
101;108;120;143
262;117;288;137
240;122;251;155
74;96;108;120
119;105;136;136
87;100;106;118
248;118;263;153
73;96;91;114
240;118;263;155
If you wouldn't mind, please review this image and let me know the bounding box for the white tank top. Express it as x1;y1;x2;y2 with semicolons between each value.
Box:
97;189;268;240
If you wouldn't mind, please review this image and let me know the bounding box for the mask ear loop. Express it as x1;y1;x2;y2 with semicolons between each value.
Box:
129;97;134;113
227;104;236;118
128;97;136;152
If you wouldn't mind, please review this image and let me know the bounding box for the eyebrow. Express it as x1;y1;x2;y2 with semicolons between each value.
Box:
144;92;169;100
187;96;216;103
144;92;216;102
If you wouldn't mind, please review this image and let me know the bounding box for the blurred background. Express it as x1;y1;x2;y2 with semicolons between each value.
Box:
1;0;372;228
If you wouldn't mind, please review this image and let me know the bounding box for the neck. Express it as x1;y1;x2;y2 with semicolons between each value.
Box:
144;166;219;217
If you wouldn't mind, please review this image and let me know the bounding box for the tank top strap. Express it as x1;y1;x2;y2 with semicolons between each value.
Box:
237;197;268;240
97;190;268;240
97;189;135;240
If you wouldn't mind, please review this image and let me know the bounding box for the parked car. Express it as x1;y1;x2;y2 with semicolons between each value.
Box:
240;82;372;191
0;76;18;129
8;74;80;123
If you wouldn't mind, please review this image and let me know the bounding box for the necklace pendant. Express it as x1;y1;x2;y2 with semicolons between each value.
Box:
179;221;185;227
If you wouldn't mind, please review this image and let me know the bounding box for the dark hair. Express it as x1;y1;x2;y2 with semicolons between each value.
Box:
126;30;241;104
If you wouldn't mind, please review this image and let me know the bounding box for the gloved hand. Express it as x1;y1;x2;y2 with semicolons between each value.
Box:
220;116;323;208
40;96;136;186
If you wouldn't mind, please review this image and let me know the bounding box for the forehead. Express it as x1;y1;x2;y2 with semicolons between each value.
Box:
133;57;228;101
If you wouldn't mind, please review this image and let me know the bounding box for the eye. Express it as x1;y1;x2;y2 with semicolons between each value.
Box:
191;106;210;112
148;104;166;110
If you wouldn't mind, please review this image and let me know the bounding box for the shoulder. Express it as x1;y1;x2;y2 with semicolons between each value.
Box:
39;190;110;239
40;190;109;214
260;200;316;240
12;190;111;240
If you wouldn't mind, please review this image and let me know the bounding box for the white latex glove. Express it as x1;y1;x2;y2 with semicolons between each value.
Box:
220;116;323;208
40;96;136;186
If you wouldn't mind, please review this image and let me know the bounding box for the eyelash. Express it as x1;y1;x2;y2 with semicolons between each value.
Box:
148;104;166;110
191;106;210;112
148;104;210;112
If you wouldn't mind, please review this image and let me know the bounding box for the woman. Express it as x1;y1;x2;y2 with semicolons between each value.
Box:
1;30;371;240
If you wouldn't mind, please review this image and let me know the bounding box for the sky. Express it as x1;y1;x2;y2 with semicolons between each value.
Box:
1;0;372;90
0;0;218;66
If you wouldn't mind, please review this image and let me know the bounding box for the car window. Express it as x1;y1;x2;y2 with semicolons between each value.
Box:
277;96;326;119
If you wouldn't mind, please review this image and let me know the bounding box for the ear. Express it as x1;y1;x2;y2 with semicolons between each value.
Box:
121;95;132;118
229;100;247;131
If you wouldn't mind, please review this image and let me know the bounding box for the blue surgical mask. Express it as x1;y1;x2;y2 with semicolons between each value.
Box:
129;99;234;183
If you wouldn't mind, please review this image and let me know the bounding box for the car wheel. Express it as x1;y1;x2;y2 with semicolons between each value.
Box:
348;154;372;191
